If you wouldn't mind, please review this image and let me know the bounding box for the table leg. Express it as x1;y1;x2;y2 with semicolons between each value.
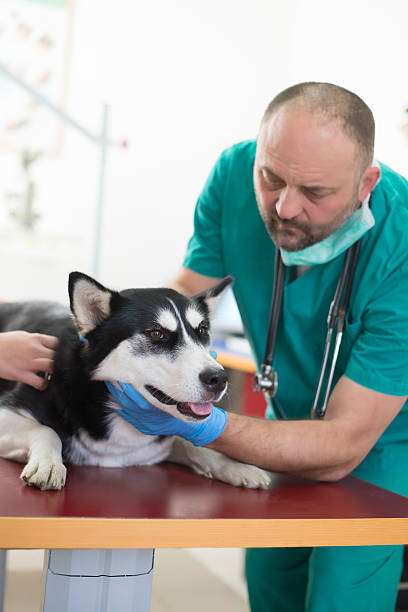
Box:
0;549;6;612
41;549;154;612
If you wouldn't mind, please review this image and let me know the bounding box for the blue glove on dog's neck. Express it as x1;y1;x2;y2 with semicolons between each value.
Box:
105;381;227;447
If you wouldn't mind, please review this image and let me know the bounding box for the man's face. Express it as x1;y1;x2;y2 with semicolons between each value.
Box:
253;108;363;251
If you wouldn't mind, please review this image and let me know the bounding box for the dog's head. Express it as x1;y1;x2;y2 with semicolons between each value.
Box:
68;272;233;421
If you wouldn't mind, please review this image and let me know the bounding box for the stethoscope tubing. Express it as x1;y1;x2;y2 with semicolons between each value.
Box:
313;239;362;418
256;238;362;419
263;250;286;366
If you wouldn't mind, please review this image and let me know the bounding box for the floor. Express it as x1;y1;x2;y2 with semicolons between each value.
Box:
2;548;250;612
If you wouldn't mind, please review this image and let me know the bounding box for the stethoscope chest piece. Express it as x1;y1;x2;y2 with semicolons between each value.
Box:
253;363;278;397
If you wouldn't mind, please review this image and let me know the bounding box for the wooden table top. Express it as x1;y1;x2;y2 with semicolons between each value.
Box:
213;338;256;373
1;458;408;549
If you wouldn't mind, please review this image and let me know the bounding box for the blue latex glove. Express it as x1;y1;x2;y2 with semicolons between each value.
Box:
105;380;227;446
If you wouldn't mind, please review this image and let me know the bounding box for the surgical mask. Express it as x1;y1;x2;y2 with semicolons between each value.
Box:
280;164;381;266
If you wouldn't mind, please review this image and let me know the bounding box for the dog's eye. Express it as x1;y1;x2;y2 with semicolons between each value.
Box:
197;325;209;337
149;329;164;340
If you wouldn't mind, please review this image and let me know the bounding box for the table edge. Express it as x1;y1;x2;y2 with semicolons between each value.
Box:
2;516;408;548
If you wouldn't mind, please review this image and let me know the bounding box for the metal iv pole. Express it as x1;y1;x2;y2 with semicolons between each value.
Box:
0;62;126;279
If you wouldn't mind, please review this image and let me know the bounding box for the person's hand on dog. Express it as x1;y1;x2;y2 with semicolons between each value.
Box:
0;331;59;390
106;380;227;446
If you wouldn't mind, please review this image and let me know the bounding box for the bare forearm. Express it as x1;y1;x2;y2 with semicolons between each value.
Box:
207;412;358;481
166;269;223;296
166;280;192;295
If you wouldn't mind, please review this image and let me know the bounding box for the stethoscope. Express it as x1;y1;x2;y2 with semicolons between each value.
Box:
253;238;362;419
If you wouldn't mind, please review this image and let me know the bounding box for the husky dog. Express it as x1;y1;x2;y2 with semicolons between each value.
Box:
0;273;271;491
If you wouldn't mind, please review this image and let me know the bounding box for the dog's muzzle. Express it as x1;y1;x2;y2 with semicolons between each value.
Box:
145;367;228;420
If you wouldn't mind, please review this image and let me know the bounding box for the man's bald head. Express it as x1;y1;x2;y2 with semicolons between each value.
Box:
261;82;375;176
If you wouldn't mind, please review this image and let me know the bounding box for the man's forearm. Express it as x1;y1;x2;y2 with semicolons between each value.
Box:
207;412;359;481
166;280;192;295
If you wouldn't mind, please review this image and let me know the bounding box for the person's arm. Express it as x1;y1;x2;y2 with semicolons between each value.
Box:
167;267;222;296
0;331;58;390
168;148;232;295
207;375;406;481
167;271;405;481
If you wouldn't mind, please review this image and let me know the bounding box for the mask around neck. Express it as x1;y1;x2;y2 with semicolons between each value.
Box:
280;163;380;266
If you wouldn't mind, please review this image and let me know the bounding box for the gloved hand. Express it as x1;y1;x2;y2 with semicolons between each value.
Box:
105;380;227;446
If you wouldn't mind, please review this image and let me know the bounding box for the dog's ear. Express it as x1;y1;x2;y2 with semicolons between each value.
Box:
68;272;117;335
193;276;234;319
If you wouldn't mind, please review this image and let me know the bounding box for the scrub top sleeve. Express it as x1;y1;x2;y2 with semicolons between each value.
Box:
345;263;408;396
182;152;227;279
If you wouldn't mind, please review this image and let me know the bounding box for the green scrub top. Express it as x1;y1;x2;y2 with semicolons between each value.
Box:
183;140;408;496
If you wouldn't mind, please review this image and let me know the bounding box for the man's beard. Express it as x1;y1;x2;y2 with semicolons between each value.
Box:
258;194;360;252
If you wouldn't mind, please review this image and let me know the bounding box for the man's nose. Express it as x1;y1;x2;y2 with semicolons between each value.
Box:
275;187;303;220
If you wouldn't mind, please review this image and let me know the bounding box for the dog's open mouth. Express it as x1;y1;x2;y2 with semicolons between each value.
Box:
145;385;212;420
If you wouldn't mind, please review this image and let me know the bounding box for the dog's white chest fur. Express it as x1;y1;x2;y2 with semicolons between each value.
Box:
67;411;174;467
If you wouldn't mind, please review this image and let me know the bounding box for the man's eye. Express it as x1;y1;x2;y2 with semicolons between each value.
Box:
149;330;164;340
304;189;324;201
262;170;283;189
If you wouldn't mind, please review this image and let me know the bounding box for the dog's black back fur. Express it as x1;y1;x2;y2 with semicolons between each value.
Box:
0;301;112;459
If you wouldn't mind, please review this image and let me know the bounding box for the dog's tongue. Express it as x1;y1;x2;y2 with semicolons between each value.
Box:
188;402;213;416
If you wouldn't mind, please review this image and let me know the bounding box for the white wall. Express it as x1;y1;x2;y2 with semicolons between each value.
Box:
0;0;297;301
287;0;408;176
75;0;298;290
0;0;407;303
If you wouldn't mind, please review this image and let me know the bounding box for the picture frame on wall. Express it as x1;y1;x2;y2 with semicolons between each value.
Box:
0;0;73;155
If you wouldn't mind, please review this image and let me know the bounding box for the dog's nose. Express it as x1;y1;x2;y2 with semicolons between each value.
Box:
199;368;228;394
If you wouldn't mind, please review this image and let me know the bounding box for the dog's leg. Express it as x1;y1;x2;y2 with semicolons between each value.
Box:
0;408;66;490
168;437;271;489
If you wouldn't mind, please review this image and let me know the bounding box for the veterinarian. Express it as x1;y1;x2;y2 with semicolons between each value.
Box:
0;331;57;390
111;82;408;611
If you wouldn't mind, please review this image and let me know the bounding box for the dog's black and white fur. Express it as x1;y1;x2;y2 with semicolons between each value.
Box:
0;272;271;491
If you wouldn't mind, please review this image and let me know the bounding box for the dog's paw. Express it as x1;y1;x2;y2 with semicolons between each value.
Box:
209;461;271;489
21;458;67;491
188;447;271;489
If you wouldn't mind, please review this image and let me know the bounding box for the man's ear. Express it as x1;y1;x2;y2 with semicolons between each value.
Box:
358;165;381;203
68;272;118;336
193;276;234;318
